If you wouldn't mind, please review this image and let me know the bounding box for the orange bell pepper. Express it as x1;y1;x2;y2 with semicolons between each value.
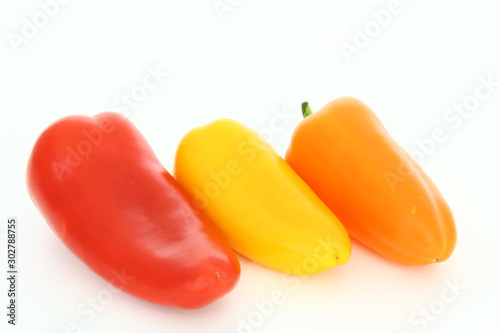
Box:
285;97;457;265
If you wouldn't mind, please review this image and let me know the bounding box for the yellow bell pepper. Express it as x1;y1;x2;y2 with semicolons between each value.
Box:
174;119;351;275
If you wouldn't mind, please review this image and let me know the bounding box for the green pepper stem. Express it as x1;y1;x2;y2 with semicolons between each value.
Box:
302;102;313;118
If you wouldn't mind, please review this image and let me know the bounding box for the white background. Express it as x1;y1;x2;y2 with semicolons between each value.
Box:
1;1;500;332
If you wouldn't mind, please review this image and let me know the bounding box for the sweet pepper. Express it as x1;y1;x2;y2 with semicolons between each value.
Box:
26;112;240;309
285;97;457;265
174;119;351;275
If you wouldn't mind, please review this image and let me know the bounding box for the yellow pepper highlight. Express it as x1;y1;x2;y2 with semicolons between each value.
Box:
174;119;351;275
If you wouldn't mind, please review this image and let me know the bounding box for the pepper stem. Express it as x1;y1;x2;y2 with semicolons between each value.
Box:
302;102;313;118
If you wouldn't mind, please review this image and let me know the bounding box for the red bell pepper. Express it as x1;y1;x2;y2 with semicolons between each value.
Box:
26;112;240;309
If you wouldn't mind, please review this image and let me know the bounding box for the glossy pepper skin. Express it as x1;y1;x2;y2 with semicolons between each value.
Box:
174;119;351;275
285;97;457;265
26;112;240;309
